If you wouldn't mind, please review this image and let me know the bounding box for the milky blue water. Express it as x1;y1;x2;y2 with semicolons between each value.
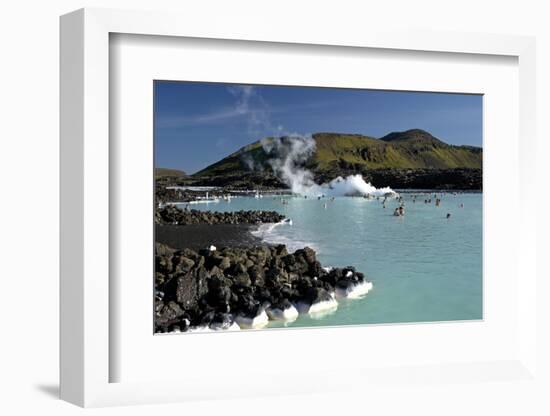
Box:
182;192;482;328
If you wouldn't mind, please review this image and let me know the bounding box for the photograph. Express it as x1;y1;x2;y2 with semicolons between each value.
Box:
153;81;483;334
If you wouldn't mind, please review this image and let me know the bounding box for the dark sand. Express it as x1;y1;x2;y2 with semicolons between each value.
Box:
156;224;263;251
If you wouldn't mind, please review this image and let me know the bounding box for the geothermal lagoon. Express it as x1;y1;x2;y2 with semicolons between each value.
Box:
172;191;482;329
153;82;483;333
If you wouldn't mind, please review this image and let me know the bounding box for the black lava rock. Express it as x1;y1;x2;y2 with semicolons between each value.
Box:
154;242;368;333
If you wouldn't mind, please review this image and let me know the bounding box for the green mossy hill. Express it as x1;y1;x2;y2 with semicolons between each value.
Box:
194;129;482;178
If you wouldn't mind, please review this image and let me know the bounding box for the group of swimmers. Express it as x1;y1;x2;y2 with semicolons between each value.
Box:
389;192;461;219
277;191;461;220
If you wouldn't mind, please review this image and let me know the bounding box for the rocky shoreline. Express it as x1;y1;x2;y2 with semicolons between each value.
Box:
155;242;372;333
162;168;482;192
156;204;285;225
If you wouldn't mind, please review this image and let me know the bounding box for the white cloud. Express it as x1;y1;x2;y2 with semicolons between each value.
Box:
156;84;339;139
157;85;271;136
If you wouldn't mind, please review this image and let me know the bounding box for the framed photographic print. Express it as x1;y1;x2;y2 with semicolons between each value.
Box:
153;81;483;334
60;8;538;408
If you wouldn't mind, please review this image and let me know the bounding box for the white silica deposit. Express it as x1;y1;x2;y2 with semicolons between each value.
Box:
335;281;374;299
296;296;339;319
235;310;270;329
187;322;241;333
266;304;299;322
223;322;242;332
186;326;214;333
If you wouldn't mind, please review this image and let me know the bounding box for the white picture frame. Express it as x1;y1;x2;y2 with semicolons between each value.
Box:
60;7;538;407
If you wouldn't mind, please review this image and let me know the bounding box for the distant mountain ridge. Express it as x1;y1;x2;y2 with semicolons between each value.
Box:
194;129;482;178
155;168;187;178
379;128;445;144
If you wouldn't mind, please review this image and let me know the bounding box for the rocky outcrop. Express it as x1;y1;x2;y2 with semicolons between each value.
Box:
155;205;285;225
155;243;371;332
184;167;482;191
364;167;482;190
315;167;482;191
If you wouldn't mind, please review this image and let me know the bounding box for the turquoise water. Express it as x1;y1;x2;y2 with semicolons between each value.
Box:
182;192;482;328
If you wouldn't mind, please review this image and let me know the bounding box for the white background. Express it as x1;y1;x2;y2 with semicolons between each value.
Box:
1;0;548;415
112;34;519;383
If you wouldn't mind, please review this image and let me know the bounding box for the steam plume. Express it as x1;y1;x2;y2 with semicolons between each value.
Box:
226;86;395;197
263;134;396;197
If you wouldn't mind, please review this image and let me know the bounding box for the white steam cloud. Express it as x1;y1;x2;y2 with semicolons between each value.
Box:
321;175;395;197
226;85;395;197
263;134;317;195
262;134;396;197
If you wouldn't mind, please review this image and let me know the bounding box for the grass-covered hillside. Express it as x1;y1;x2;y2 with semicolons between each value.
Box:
194;129;482;177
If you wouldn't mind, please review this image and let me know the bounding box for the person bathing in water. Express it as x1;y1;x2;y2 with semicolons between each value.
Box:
394;207;405;217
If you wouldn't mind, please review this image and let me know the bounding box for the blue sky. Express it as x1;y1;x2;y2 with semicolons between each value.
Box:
155;81;482;174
